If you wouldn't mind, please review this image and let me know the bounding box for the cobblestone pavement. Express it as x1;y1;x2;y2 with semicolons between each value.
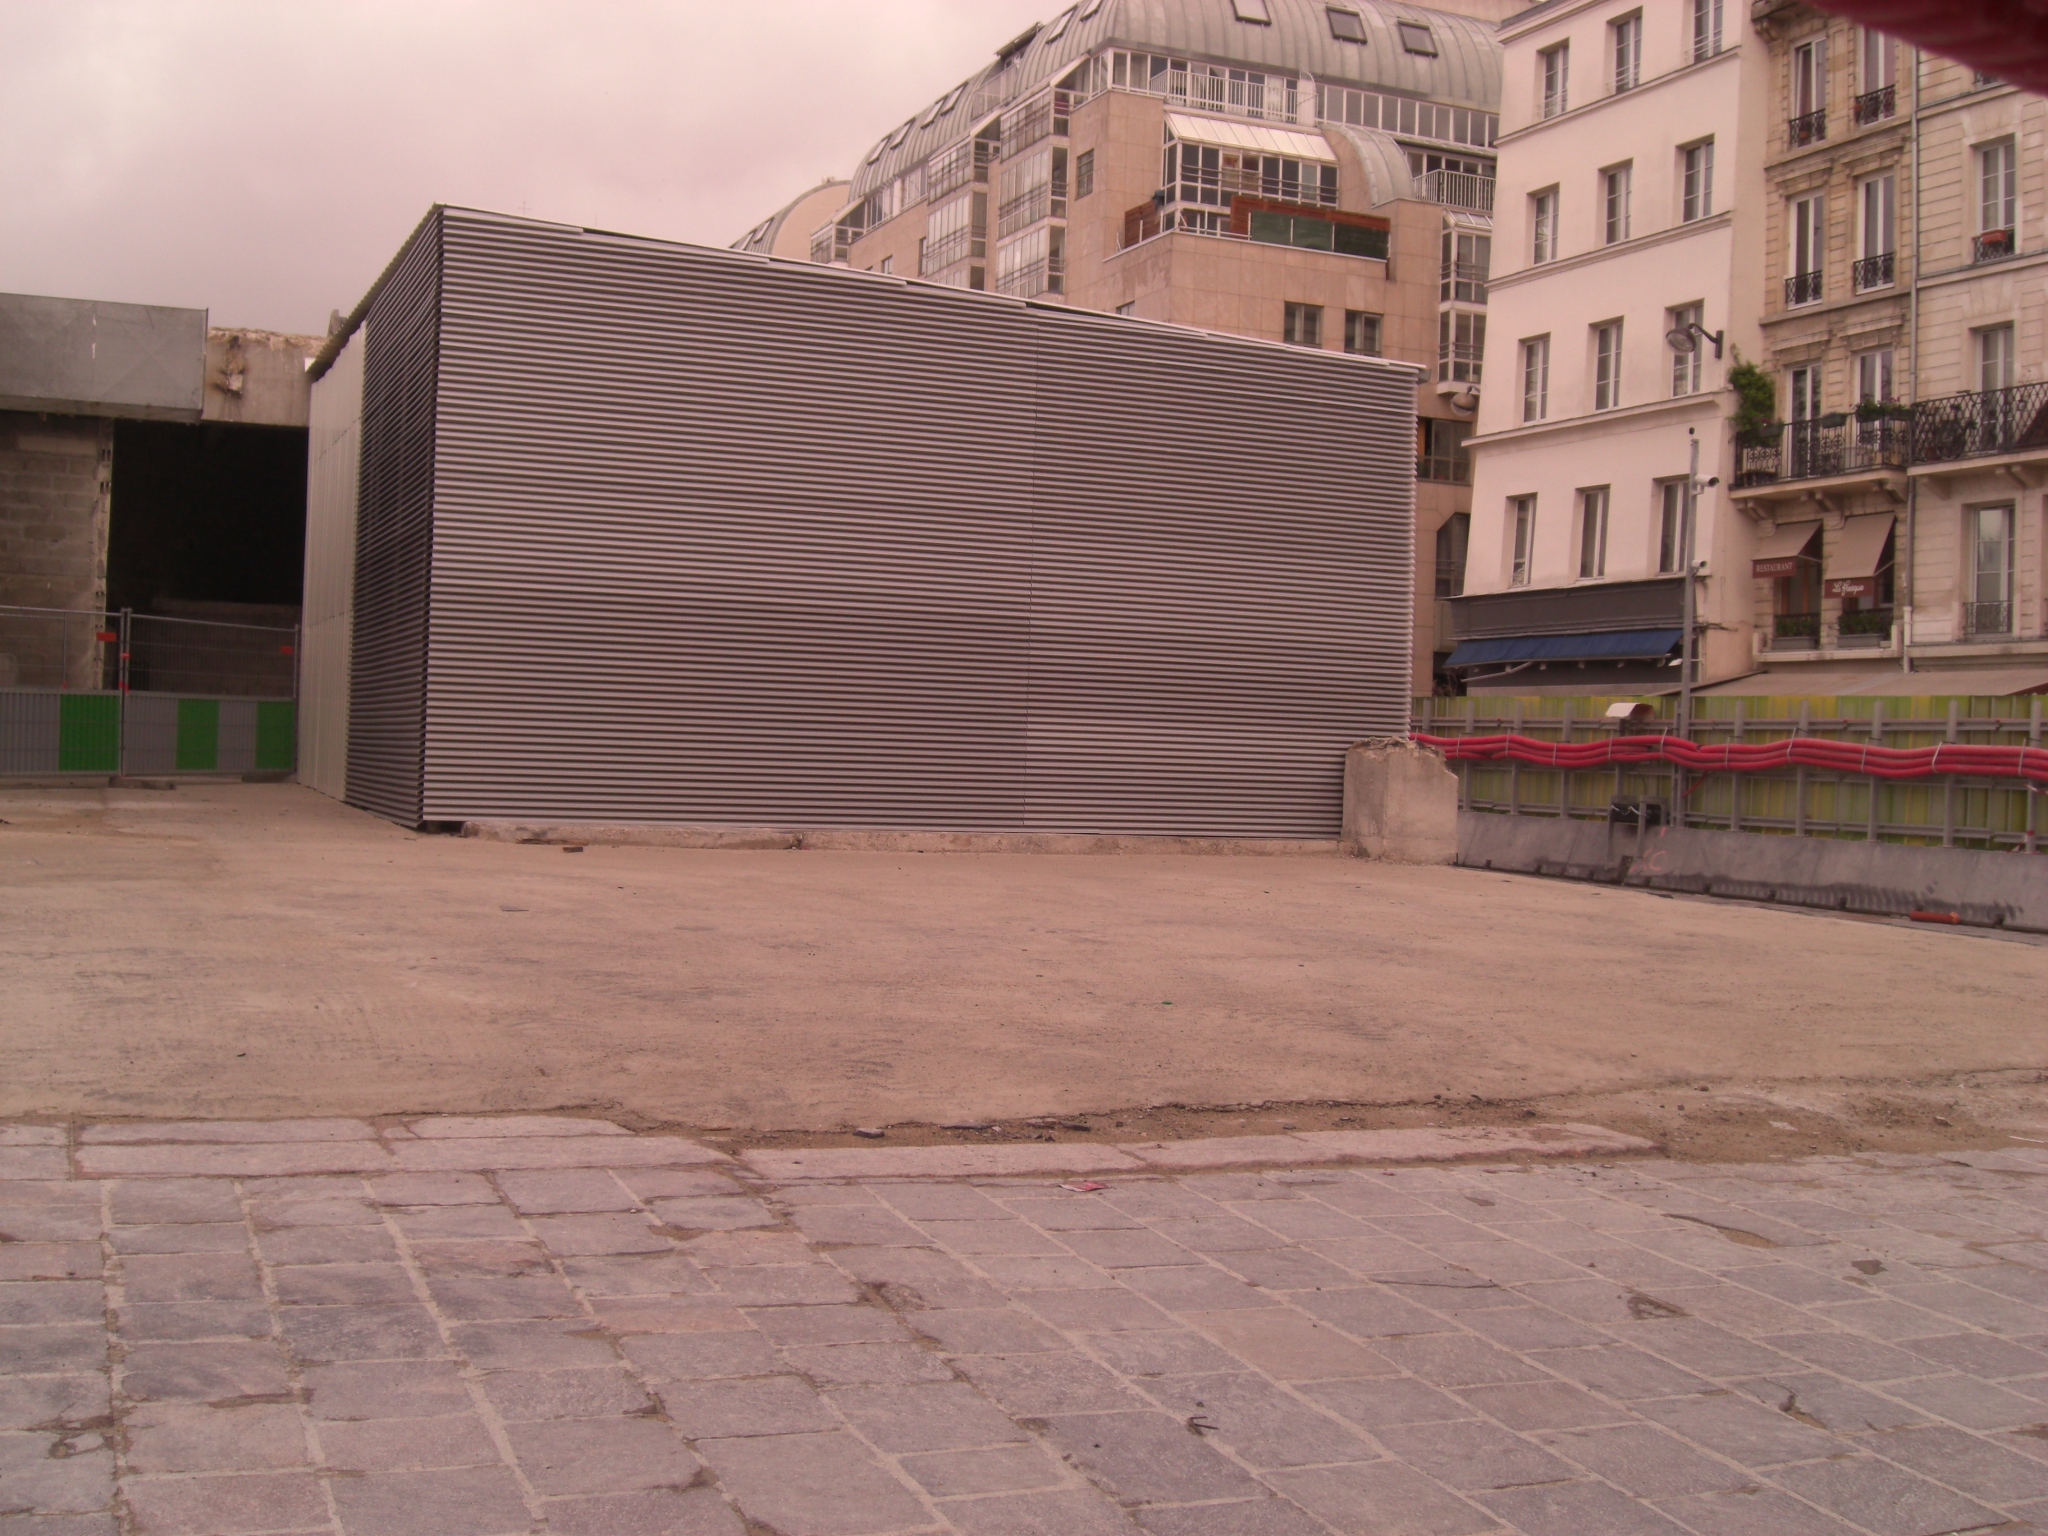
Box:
3;1119;2047;1536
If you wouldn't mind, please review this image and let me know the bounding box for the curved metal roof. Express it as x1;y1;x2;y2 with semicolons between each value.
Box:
733;180;853;257
851;0;1501;198
1320;122;1422;207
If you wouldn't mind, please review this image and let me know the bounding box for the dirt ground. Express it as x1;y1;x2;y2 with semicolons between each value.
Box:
2;782;2042;1161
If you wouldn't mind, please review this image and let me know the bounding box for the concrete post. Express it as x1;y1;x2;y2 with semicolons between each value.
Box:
1342;740;1459;863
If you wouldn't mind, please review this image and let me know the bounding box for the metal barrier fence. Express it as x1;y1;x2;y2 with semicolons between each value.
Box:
0;603;298;777
1412;693;2045;853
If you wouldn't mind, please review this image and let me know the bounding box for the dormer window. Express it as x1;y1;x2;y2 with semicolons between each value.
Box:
1233;0;1273;23
1328;7;1368;41
1398;21;1438;54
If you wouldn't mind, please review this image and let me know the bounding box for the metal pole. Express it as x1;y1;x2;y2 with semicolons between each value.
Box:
1559;697;1574;818
1868;698;1883;841
1795;699;1809;838
1902;45;1921;676
2028;695;2040;855
1730;699;1744;833
1680;430;1700;737
1943;698;1958;848
117;606;131;779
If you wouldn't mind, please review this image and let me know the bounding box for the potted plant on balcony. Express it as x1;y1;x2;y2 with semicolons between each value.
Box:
1729;354;1779;445
1854;399;1912;422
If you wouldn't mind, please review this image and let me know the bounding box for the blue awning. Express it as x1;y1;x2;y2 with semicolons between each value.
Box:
1445;629;1685;668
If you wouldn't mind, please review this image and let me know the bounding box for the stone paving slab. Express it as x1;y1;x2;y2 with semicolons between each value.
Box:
3;1115;2047;1535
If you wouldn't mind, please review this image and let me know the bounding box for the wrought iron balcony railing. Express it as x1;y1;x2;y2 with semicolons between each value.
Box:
1785;270;1824;306
1735;418;1909;487
1851;252;1895;290
1974;227;2017;263
1853;84;1896;124
1965;600;2013;638
1911;381;2048;464
1788;108;1827;147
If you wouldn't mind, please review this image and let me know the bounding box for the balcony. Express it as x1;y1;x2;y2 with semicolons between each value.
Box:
1002;90;1074;159
1836;607;1895;647
995;254;1064;299
1974;227;2017;263
1788;108;1827;148
1419;169;1495;213
1964;600;2013;638
997;179;1066;240
1912;381;2048;464
1440;259;1488;304
1784;270;1824;307
920;223;986;276
1853;84;1896;124
1735;417;1910;488
1437;341;1483;385
927;140;994;204
1851;251;1894;291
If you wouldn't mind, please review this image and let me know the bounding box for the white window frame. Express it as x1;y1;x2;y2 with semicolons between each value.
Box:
1977;324;2015;392
1578;486;1610;578
1681;140;1715;221
1791;37;1827;123
1531;188;1559;263
1979;138;2017;232
1612;13;1642;92
1521;335;1551;422
1541;43;1570;118
1970;502;2015;626
1669;303;1704;396
1603;163;1632;244
1856;348;1894;404
1691;0;1723;60
1859;175;1895;259
1231;0;1273;23
1593;321;1623;411
1657;480;1686;573
1858;28;1895;91
1789;193;1825;294
1510;496;1537;586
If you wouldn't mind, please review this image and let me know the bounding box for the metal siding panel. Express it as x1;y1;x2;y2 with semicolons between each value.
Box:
1024;310;1414;835
367;210;1414;836
122;694;178;775
346;214;441;824
301;330;364;798
422;215;1036;828
0;691;61;774
217;697;258;773
0;293;207;419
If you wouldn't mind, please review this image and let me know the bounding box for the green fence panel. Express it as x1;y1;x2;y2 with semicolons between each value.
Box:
56;694;120;773
254;701;296;771
175;698;219;771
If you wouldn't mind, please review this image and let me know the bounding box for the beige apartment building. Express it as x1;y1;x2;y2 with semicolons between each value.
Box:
1738;0;2048;689
739;0;1514;694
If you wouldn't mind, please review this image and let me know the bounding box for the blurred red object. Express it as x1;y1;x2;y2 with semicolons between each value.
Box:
1814;0;2048;94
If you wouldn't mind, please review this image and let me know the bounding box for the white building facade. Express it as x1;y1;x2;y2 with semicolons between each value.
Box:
1448;0;1769;693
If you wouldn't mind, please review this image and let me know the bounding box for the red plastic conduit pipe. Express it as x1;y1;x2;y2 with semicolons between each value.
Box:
1411;732;2048;784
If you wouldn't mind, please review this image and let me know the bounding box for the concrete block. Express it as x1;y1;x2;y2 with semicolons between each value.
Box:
1342;740;1459;863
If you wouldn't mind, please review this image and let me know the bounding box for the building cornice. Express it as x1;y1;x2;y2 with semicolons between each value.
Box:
1487;209;1735;291
1760;286;1909;333
1468;389;1726;448
1494;48;1742;145
1914;250;2048;293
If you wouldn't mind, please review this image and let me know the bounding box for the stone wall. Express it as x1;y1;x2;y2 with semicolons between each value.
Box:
0;410;112;688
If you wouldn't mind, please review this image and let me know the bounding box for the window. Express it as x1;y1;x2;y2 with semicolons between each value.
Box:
1856;348;1894;403
1788;364;1819;422
1283;302;1323;347
1439;311;1485;382
1970;504;2014;634
1669;304;1704;395
1419;418;1472;483
1510;497;1537;586
1541;43;1570;117
1441;228;1490;302
1787;193;1824;304
1858;28;1895;90
1855;175;1894;288
1978;324;2014;392
1612;13;1642;92
1434;512;1470;597
1787;363;1820;474
1328;7;1367;42
1657;480;1686;573
1682;140;1715;220
1531;188;1559;263
1791;38;1827;125
1691;0;1723;60
1578;488;1611;578
1593;322;1623;411
1979;138;2017;232
1074;149;1094;199
1603;163;1632;244
1521;335;1551;422
1115;301;1136;316
1397;21;1437;55
878;256;892;274
1165;142;1337;210
1232;0;1272;22
1344;310;1383;355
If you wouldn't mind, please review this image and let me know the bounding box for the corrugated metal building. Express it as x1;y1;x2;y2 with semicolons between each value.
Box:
301;206;1418;837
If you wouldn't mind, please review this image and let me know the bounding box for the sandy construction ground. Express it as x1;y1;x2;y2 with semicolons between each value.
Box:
1;782;2042;1154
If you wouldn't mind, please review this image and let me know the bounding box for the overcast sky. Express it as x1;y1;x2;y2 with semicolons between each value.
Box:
0;0;1049;334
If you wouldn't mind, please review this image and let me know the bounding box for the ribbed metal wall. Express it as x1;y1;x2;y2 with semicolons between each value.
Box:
352;208;1412;836
345;215;442;823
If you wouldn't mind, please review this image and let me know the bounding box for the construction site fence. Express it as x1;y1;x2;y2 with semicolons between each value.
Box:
0;603;297;777
1411;692;2045;855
